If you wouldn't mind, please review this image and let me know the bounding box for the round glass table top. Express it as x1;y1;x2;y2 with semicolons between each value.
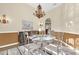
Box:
29;35;54;41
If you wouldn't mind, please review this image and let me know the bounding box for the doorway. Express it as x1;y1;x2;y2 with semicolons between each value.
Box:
45;18;51;35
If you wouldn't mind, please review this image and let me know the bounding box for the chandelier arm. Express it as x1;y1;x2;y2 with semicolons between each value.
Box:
33;4;46;19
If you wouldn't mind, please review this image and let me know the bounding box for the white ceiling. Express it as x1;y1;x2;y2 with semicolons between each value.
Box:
28;3;62;12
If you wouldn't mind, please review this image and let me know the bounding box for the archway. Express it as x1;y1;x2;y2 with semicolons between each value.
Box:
45;18;51;35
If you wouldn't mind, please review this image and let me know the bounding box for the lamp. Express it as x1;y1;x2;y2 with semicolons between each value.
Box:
33;4;45;18
0;14;8;24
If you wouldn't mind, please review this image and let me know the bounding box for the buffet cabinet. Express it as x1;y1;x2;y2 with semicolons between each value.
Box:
0;32;19;51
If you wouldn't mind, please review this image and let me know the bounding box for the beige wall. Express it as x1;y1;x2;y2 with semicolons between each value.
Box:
60;4;79;34
41;3;79;34
0;3;79;34
0;3;40;32
0;3;63;32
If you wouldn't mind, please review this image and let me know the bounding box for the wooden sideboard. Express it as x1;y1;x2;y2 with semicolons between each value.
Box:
0;32;19;51
53;31;79;49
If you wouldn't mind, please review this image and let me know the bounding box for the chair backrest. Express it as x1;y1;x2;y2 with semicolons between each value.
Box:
18;32;26;46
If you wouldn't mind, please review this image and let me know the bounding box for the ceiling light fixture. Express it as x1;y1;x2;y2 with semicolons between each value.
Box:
33;4;45;19
0;14;8;24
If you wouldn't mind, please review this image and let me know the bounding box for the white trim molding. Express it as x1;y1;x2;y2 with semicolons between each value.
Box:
0;42;19;48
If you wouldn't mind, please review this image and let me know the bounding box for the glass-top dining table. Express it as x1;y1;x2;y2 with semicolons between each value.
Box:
25;35;55;55
24;35;79;55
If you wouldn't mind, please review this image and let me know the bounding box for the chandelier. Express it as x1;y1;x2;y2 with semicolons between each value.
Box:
0;14;8;24
33;4;45;18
